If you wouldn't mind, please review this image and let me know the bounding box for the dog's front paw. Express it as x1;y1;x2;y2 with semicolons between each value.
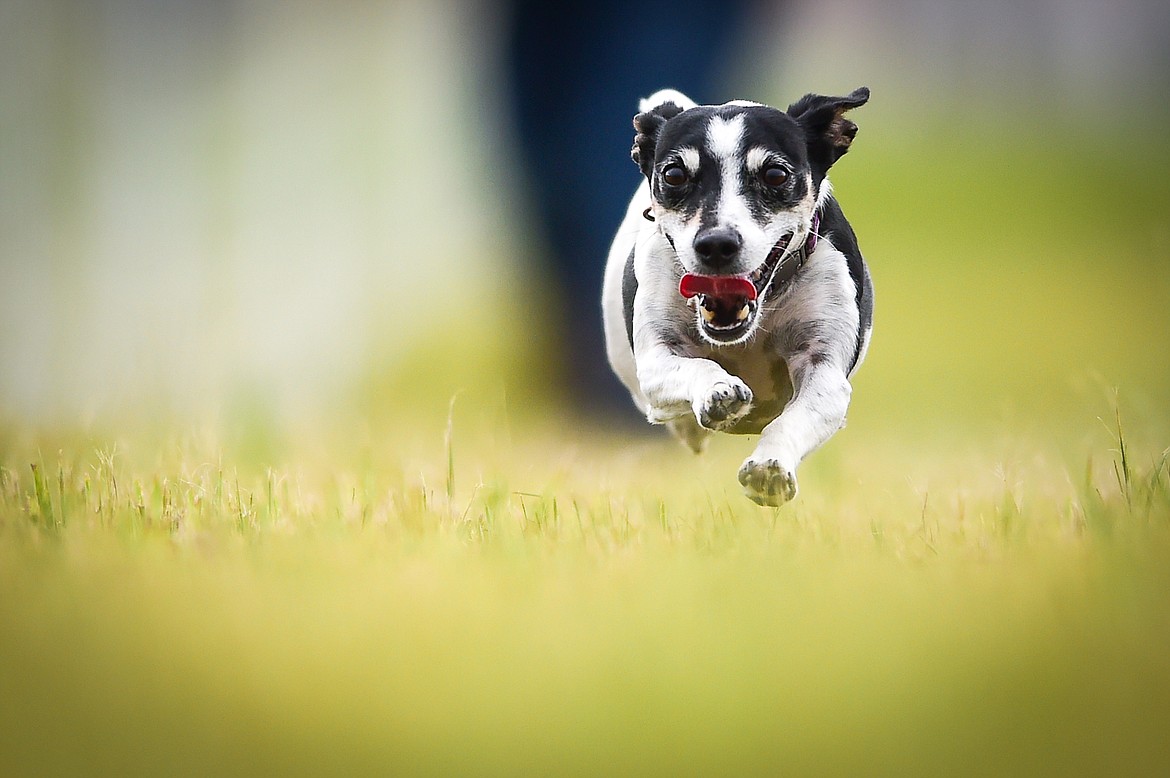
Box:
694;379;752;431
738;457;798;506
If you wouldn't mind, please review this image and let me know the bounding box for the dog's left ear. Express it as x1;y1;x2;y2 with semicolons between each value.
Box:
787;87;870;170
631;101;686;180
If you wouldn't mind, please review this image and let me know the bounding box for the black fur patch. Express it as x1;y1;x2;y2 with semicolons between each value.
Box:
787;88;869;181
632;102;685;180
817;197;874;373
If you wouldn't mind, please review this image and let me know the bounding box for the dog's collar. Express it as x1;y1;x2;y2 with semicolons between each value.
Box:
765;210;821;292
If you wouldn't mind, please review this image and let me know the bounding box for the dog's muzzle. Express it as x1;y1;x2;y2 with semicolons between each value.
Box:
678;214;820;344
678;231;797;342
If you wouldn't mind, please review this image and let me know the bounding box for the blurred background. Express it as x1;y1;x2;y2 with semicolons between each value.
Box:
1;0;1168;447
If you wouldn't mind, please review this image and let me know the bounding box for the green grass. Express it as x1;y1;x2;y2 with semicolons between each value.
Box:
2;124;1169;775
1;410;1168;777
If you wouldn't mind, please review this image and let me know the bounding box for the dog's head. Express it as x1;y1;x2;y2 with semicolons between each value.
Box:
632;87;869;345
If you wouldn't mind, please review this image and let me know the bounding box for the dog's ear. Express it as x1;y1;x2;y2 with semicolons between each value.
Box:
631;99;687;179
787;87;870;170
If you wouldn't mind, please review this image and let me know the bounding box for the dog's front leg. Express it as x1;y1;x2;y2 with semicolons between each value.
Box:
738;355;851;506
634;334;753;432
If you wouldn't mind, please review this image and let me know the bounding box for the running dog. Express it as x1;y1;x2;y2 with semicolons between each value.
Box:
601;87;874;506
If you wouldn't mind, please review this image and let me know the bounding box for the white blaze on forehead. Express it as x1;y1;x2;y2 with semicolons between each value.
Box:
706;114;750;226
706;114;745;160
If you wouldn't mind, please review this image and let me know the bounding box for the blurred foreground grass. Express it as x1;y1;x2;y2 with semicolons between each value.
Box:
1;410;1168;776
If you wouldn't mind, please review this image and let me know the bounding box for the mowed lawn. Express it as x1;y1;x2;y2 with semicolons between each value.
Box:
2;131;1169;776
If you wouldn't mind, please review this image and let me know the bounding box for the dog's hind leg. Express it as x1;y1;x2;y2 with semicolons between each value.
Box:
667;415;712;454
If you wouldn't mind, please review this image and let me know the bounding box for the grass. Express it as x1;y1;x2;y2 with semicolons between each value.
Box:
1;406;1168;777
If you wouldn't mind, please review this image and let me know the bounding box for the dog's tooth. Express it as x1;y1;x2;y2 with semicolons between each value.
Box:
701;306;716;323
736;304;750;322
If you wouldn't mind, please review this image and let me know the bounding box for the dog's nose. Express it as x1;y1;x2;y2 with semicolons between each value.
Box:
693;228;742;269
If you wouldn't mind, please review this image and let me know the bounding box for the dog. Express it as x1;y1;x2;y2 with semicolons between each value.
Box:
601;87;874;506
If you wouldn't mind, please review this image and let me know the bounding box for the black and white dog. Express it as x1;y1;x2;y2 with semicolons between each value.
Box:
601;87;874;506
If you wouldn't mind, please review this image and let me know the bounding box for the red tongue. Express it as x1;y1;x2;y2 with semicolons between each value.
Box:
679;273;757;302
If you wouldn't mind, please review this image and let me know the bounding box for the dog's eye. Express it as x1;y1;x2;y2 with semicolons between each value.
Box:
661;165;688;187
762;166;789;188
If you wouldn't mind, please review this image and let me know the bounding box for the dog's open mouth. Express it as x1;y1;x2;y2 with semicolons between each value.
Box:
679;232;796;342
